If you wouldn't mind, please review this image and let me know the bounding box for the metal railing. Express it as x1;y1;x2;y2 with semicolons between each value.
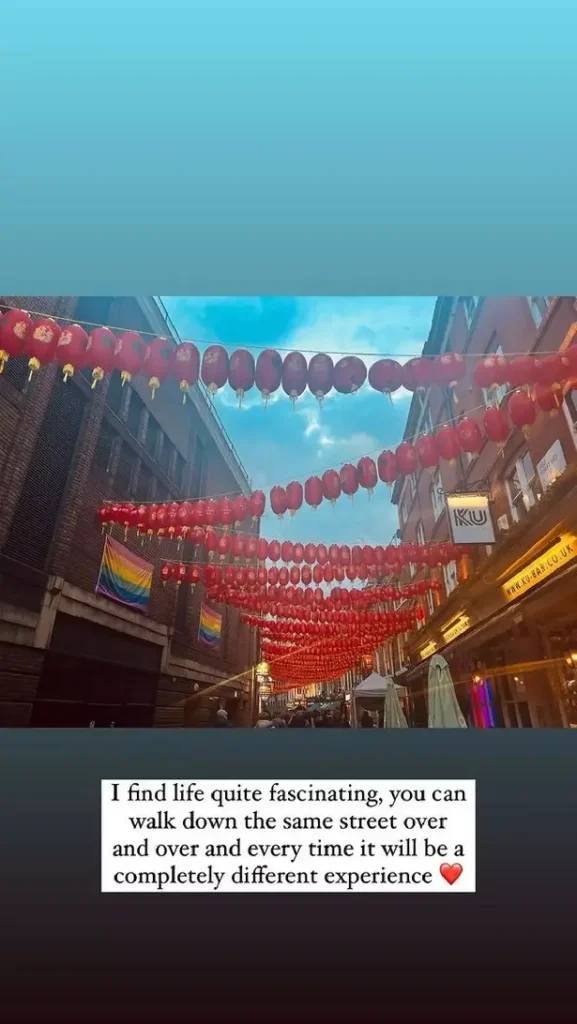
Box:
152;297;251;489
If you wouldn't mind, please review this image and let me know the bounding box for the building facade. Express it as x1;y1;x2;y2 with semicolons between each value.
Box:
0;295;257;727
390;295;577;728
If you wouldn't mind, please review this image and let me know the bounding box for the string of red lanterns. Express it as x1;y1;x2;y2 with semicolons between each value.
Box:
2;307;576;405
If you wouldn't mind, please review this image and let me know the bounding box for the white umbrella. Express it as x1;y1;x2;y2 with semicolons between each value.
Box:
427;654;467;728
383;679;408;728
352;673;408;728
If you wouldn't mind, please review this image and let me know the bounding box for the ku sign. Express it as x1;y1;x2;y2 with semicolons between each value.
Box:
446;493;495;545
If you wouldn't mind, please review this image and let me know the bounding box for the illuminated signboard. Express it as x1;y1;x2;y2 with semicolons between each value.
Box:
446;493;495;545
419;641;437;660
502;533;577;601
442;615;471;644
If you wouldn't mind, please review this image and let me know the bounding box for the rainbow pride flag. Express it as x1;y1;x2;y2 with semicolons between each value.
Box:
199;603;222;651
96;536;153;613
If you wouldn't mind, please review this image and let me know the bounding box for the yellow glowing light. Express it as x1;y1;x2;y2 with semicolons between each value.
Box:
502;533;577;601
442;615;471;643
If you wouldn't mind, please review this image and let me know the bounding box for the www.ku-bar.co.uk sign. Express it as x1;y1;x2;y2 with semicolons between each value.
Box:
446;493;495;545
502;533;577;601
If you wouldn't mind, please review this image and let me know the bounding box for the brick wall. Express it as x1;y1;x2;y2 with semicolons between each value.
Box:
0;643;45;725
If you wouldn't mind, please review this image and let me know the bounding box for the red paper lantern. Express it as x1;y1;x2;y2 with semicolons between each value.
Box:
286;480;304;516
219;497;235;531
289;566;301;586
352;545;363;566
339;544;351;566
23;316;63;381
346;565;357;582
218;534;231;560
172;342;200;399
333;356;367;394
278;566;289;586
334;566;345;582
244;535;258;561
316;543;329;565
301;566;312;586
281;541;294;562
204;499;219;528
340;463;359;497
270;485;288;518
313;565;324;585
322;469;341;504
268;567;279;586
473;355;506;391
482;406;509;443
307;353;334;403
377;449;397;487
362;545;375;566
144;337;173;397
232;495;249;527
534;354;567;388
187;565;201;589
508;389;536;434
323;565;334;583
114;331;146;385
268;539;281;562
436;425;461;463
282;351;308;404
305;475;323;510
257;537;268;561
368;358;403;396
160;563;174;586
534;381;562;415
54;324;90;382
395;442;419;477
0;308;33;373
201;345;229;397
228;349;255;406
83;327;116;389
166;502;180;538
507;354;536;389
435;352;467;388
255;349;283;404
357;456;378;493
249;490;266;523
304;543;317;565
415;434;440;470
231;533;246;560
293;543;305;564
404;357;435;392
457;417;483;454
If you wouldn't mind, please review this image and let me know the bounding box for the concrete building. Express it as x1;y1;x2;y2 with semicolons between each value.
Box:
0;296;257;727
390;295;577;728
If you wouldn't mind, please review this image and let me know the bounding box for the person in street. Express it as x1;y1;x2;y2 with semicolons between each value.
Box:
360;711;374;728
331;709;350;728
254;711;273;729
214;709;232;728
288;710;307;727
271;715;286;728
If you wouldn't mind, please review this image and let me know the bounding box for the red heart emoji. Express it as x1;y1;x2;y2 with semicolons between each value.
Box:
440;863;463;885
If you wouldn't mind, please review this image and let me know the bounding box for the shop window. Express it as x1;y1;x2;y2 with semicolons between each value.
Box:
528;296;550;327
505;450;540;522
562;390;577;449
462;296;480;327
430;469;444;522
481;339;508;408
443;560;458;595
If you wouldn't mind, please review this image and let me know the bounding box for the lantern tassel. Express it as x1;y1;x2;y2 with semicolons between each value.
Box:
91;367;104;390
62;365;74;383
0;350;9;373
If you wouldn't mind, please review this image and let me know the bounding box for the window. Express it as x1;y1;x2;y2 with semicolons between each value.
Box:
114;442;136;497
158;435;174;477
126;390;145;439
409;473;417;500
144;417;160;460
106;370;125;417
420;407;433;437
462;297;480;327
426;589;435;618
135;464;153;501
430;469;444;522
481;342;508;408
443;560;459;595
416;520;426;546
173;452;186;490
399;495;408;528
528;296;550;327
505;450;540;522
189;436;206;498
93;421;116;475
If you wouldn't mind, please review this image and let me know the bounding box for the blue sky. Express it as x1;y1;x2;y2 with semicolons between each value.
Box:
163;296;437;547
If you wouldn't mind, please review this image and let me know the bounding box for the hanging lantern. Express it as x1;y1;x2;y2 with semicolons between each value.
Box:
113;331;147;386
304;475;323;510
473;355;506;392
368;358;403;398
339;463;359;498
281;540;294;563
304;543;317;565
249;490;266;523
167;502;180;538
24;316;63;381
231;533;246;561
217;534;231;561
321;468;341;504
293;543;305;564
404;357;435;393
232;494;249;527
339;544;351;566
191;500;205;528
0;308;33;373
334;566;345;583
482;406;509;444
228;349;255;407
268;567;279;586
377;449;397;487
535;354;568;388
415;434;440;470
316;543;329;565
301;566;312;586
457;417;483;454
534;381;562;416
286;480;304;516
143;337;173;397
156;505;168;538
323;564;334;584
307;353;334;404
84;327;116;389
257;537;268;561
171;341;200;401
204;499;219;528
278;566;289;586
435;352;467;390
436;424;461;464
289;566;301;586
160;563;174;586
218;496;235;531
282;351;308;406
357;456;378;494
255;349;283;406
333;356;367;394
244;535;258;561
201;345;229;399
175;563;188;586
268;539;281;562
507;354;537;389
270;485;288;518
54;324;89;382
395;441;419;477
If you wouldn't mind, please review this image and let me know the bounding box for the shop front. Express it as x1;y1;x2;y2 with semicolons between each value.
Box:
405;478;577;728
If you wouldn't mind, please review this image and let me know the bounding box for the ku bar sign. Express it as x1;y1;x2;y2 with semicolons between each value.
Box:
502;533;577;601
446;493;495;545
